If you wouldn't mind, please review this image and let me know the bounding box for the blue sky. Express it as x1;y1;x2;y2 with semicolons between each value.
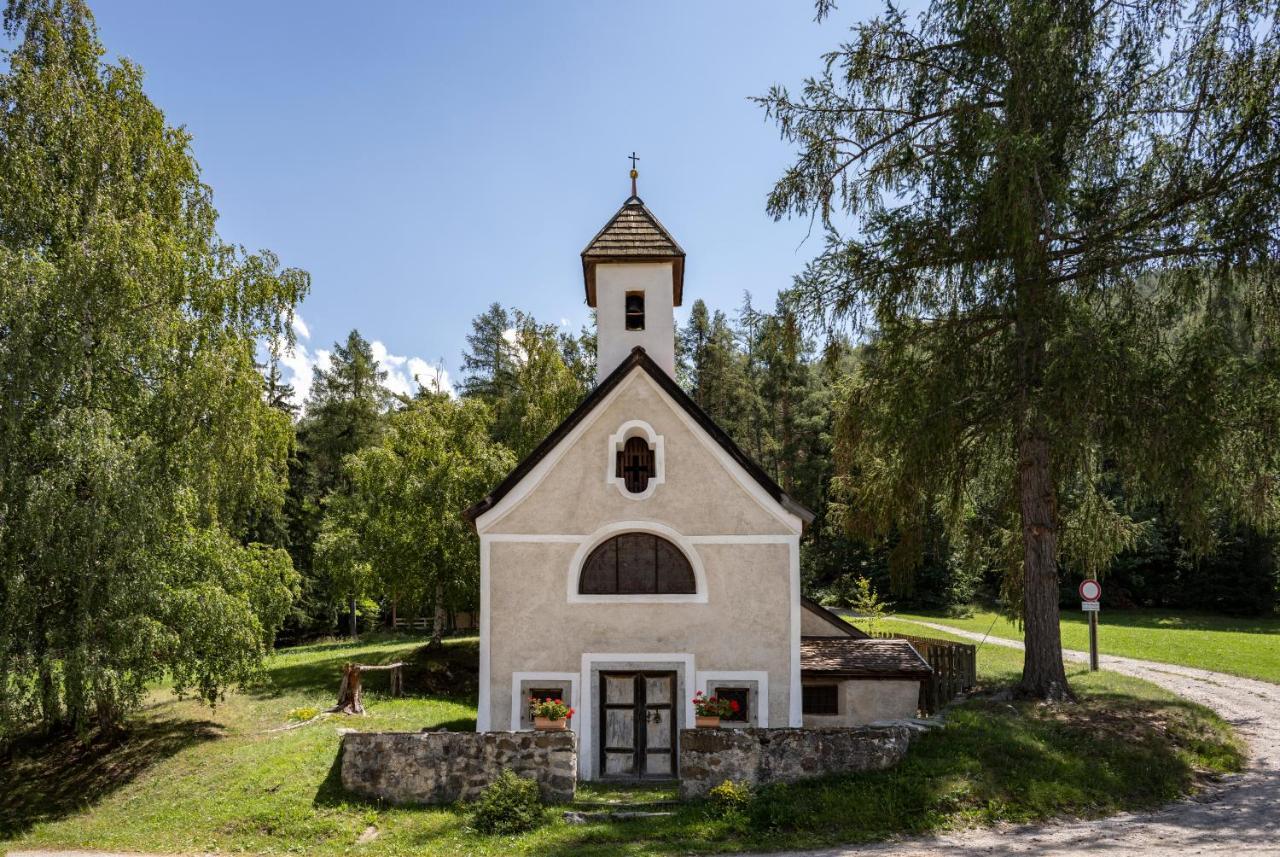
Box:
86;1;872;402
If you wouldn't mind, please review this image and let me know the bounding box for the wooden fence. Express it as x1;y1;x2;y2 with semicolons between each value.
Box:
871;631;977;715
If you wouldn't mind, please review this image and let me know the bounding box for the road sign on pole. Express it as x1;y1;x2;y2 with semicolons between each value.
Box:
1078;579;1101;671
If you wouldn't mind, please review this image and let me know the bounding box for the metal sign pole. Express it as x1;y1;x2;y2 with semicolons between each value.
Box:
1089;607;1099;671
1078;578;1101;672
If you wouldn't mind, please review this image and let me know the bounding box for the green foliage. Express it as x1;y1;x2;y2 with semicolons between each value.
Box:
468;770;544;835
705;779;752;820
759;0;1280;696
460;304;593;459
0;0;305;734
315;394;515;643
283;330;392;636
824;577;892;633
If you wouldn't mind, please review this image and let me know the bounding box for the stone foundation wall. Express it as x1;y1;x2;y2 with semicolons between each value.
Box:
340;730;576;804
678;726;911;798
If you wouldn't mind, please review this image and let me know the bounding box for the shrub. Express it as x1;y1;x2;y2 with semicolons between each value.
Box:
706;779;752;818
286;706;320;721
469;770;543;834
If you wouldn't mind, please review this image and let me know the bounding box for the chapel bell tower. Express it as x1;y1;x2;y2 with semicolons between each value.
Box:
581;157;685;382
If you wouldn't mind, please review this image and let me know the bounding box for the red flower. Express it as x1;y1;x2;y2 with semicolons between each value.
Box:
730;700;741;712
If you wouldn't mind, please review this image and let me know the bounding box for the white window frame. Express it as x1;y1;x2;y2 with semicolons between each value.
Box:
695;670;770;727
510;671;580;734
567;520;708;604
605;419;665;500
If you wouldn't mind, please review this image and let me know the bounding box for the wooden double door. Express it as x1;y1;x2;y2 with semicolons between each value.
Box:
599;671;677;779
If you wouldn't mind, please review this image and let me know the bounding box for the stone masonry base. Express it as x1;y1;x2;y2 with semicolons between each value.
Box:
340;730;576;804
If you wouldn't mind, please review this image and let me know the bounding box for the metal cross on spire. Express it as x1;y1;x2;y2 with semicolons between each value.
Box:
628;151;639;197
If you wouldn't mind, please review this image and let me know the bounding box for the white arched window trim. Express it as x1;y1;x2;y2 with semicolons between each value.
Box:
567;521;707;603
605;420;665;500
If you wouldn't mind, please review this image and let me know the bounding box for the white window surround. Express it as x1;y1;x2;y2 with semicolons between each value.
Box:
566;520;708;604
605;419;665;500
510;671;580;733
578;652;696;780
695;670;770;727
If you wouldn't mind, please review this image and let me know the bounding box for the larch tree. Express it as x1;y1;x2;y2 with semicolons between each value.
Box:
760;0;1280;698
0;0;308;733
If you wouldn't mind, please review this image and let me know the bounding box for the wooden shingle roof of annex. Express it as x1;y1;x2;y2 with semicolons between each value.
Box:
800;637;933;680
581;196;685;307
461;346;815;527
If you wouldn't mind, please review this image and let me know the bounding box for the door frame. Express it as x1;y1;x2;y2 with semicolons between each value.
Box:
579;653;695;780
599;671;678;780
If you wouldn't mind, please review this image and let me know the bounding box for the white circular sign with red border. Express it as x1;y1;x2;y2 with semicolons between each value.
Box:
1079;579;1102;602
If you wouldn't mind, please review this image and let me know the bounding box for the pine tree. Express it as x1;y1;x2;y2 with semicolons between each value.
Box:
460;303;513;402
290;330;390;635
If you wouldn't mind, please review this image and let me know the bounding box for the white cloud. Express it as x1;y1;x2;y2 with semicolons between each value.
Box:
272;325;454;411
407;357;454;396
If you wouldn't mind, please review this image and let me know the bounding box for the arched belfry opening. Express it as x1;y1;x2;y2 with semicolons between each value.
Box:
617;436;655;493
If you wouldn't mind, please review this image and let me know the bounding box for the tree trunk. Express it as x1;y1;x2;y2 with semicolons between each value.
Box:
349;597;358;640
429;583;446;649
1016;428;1074;701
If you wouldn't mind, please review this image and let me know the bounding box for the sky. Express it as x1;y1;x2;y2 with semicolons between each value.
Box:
82;1;876;404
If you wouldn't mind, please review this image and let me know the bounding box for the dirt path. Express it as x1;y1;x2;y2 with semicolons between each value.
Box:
771;619;1280;856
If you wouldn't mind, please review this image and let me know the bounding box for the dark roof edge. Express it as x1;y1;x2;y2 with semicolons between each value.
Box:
801;598;869;639
800;669;932;681
462;346;816;527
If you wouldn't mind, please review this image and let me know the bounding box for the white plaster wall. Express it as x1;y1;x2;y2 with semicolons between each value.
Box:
801;679;921;727
487;539;793;732
482;371;795;537
802;605;852;636
595;263;676;381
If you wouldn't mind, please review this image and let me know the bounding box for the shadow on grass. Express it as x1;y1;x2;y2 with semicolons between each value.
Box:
252;646;422;698
254;637;481;700
0;716;224;838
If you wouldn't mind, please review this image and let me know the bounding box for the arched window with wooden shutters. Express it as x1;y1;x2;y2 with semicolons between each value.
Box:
579;533;696;595
616;436;656;493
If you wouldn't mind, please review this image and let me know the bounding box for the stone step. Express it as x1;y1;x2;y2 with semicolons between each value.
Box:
570;799;681;810
562;809;676;824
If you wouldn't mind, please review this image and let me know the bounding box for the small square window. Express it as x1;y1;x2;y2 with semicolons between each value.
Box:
714;687;749;723
529;687;566;706
802;684;839;715
625;291;645;330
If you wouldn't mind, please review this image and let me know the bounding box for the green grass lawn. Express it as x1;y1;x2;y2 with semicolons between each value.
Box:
886;607;1280;684
1;631;1244;856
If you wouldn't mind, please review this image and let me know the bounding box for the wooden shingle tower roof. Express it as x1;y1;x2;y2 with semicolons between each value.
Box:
581;195;685;307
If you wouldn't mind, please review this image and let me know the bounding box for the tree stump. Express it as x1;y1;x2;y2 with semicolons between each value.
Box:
335;663;365;714
333;661;405;715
